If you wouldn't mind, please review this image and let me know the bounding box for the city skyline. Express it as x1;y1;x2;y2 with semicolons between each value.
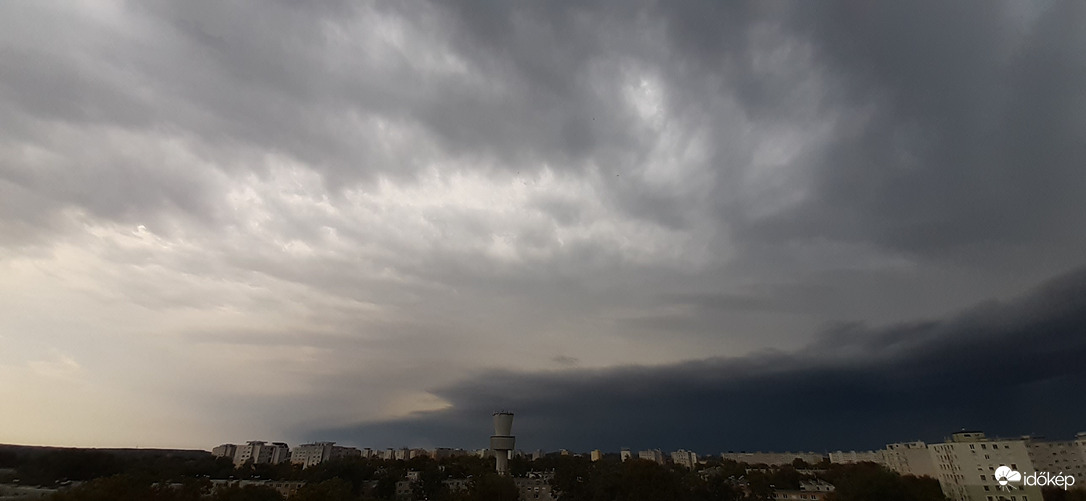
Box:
199;427;1086;462
2;0;1085;452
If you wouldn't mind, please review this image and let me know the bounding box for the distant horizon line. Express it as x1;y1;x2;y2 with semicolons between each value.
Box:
5;428;1085;457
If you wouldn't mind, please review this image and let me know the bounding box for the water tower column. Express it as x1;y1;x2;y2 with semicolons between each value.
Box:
490;412;515;475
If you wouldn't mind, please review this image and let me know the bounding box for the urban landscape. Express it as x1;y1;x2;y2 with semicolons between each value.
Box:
3;1;1086;501
2;412;1085;500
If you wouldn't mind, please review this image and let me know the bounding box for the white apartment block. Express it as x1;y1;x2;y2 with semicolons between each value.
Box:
233;441;291;467
429;448;455;460
211;444;237;460
290;443;327;467
232;441;265;466
720;451;826;466
620;448;632;462
930;431;1042;501
638;449;665;464
829;450;885;464
671;449;698;469
268;443;291;464
883;441;937;477
1026;433;1086;480
290;442;361;468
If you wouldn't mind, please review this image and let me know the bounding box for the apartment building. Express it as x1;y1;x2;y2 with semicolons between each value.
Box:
930;431;1041;501
772;480;835;501
829;450;884;464
211;444;237;460
290;442;361;468
638;449;665;464
232;441;290;467
515;471;556;501
1026;433;1086;480
883;441;937;477
671;449;698;469
721;451;826;466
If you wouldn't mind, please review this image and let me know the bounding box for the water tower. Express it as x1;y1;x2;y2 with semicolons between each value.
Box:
490;411;515;475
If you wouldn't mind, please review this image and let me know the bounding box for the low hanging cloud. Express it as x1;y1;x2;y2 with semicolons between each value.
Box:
315;266;1086;452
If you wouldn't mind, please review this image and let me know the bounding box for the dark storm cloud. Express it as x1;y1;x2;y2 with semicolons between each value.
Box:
316;265;1086;452
5;0;1082;253
3;0;1086;448
742;1;1086;256
120;0;662;186
402;0;1086;276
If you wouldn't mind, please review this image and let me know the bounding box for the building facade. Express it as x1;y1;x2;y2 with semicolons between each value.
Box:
233;441;291;467
638;449;665;464
210;480;303;498
514;471;556;501
721;452;826;466
883;441;937;477
1026;433;1086;481
211;444;237;460
671;449;698;469
829;450;885;464
930;431;1042;501
771;481;834;501
290;442;361;468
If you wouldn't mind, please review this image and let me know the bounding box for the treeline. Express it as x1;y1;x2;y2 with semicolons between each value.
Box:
0;446;1003;501
2;448;235;486
534;456;946;501
5;450;516;501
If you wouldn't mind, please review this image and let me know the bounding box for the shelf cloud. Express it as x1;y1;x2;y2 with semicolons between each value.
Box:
1;0;1083;449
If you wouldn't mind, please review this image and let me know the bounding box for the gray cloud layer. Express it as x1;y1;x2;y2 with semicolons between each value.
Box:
0;0;1084;448
320;266;1086;452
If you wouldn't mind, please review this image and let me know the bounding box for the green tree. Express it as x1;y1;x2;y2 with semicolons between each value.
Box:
413;467;455;501
17;450;126;486
300;457;378;495
824;463;946;501
0;450;20;468
373;474;399;500
697;471;743;501
768;465;802;490
899;474;946;501
235;461;296;481
211;484;285;501
744;470;775;501
47;475;208;501
289;478;353;501
464;472;519;501
616;459;684;501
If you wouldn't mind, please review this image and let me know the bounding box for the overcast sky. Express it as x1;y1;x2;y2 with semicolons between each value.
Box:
1;0;1085;453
